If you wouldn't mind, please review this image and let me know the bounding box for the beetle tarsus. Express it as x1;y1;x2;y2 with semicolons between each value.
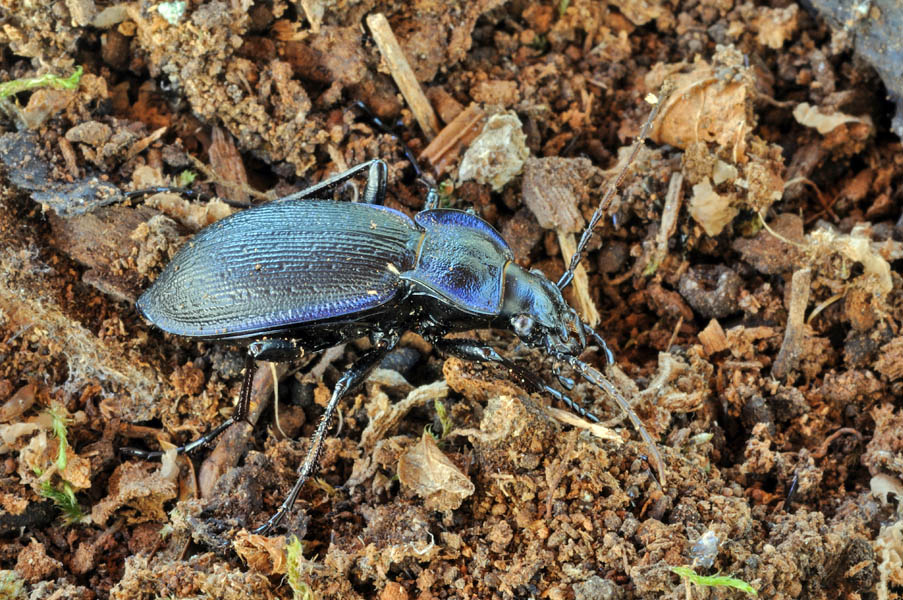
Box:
120;417;237;459
120;353;258;459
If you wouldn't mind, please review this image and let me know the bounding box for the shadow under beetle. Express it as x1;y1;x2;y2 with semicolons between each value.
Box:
131;103;665;536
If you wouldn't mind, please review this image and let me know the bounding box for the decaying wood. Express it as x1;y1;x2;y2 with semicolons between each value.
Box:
772;267;812;380
366;12;439;140
420;103;487;175
48;205;163;303
209;126;250;207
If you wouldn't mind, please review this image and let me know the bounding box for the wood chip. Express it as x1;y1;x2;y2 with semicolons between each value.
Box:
366;13;439;140
420;103;486;175
772;267;812;380
698;319;728;355
209;126;250;207
557;230;600;328
545;406;621;442
125;126;166;161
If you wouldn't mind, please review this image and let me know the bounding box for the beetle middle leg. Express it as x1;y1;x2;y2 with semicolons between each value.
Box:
434;338;601;424
253;339;396;535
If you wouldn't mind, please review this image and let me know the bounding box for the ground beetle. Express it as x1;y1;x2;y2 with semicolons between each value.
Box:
130;99;665;535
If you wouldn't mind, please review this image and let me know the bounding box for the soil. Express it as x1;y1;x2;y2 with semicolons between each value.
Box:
0;1;902;599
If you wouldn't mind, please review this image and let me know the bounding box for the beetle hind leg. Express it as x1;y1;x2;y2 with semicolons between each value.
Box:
253;342;395;535
278;159;388;204
120;353;258;459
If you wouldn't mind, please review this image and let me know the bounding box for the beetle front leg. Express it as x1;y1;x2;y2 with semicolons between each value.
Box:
253;341;396;535
435;338;601;424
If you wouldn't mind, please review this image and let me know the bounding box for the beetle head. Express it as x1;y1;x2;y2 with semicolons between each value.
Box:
499;264;586;355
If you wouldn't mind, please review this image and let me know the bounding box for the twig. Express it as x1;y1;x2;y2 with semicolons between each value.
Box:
420;103;486;174
772;267;812;380
646;171;683;274
366;13;439;140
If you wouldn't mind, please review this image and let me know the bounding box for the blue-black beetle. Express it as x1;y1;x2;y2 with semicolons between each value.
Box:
132;103;664;535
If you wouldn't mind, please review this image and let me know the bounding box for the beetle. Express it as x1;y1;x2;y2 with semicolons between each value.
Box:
130;102;665;535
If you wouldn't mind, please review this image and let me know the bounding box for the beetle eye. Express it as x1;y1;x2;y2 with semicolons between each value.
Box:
512;314;535;337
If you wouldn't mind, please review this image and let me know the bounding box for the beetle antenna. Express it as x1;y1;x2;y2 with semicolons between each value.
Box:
354;101;426;181
556;92;665;290
552;351;666;488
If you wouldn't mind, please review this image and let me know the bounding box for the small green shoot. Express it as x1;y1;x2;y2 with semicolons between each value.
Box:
39;480;86;525
46;405;70;471
177;170;197;187
670;566;757;597
437;179;455;208
0;66;82;101
434;399;452;440
286;536;316;600
559;0;570;16
426;399;452;443
642;257;661;277
0;570;25;600
735;212;765;237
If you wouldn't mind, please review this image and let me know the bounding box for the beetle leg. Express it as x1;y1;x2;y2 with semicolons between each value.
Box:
353;101;425;180
120;353;260;459
361;159;387;204
248;339;302;362
279;159;387;204
582;324;615;365
435;338;601;424
422;185;439;211
253;342;395;535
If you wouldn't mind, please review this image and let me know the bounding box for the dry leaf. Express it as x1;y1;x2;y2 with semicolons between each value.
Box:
398;431;474;511
793;103;869;135
233;531;288;575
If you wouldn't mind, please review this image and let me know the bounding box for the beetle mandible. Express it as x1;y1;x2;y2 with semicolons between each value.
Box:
131;100;665;535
